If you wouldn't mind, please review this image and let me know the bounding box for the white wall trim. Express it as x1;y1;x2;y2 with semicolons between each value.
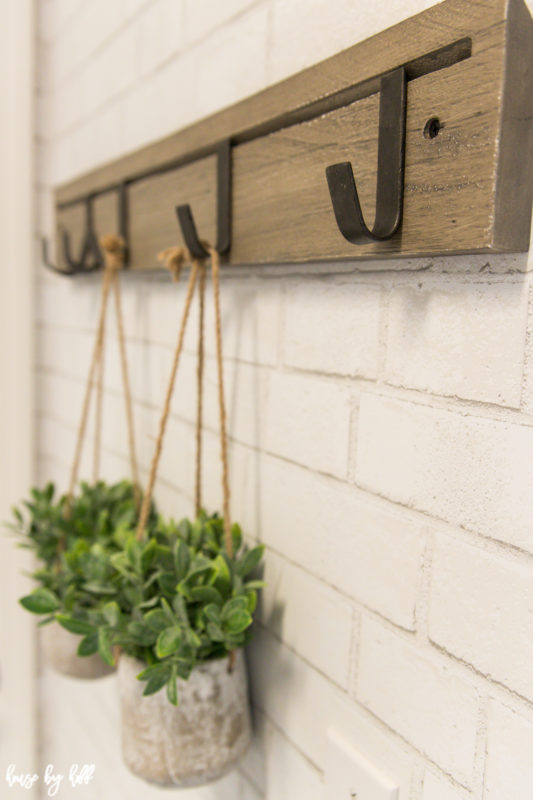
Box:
0;0;37;790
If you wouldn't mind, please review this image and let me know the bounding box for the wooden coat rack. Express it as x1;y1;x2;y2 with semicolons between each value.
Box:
44;0;533;275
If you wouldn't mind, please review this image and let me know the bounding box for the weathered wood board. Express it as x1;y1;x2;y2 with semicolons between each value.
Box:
52;0;533;272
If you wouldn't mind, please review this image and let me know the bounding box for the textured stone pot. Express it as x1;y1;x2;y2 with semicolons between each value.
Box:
41;622;114;679
118;651;252;787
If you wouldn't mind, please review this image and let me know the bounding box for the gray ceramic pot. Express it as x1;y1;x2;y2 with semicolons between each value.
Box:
118;651;252;787
41;622;114;679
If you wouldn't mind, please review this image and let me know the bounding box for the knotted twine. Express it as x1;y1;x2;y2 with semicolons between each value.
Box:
64;235;140;521
135;246;233;559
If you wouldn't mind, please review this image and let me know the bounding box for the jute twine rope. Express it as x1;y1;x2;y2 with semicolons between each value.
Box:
65;235;139;519
209;248;232;556
65;265;113;517
135;251;199;541
195;261;206;517
135;246;233;559
105;237;141;509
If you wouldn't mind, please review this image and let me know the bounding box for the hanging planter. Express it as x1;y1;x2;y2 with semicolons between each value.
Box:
63;248;263;786
9;236;156;679
119;650;250;786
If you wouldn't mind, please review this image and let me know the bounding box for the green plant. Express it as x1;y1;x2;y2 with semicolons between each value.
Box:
58;510;265;705
10;480;156;630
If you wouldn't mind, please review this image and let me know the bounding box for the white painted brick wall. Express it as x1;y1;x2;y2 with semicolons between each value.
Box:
356;393;533;553
357;617;479;786
34;0;533;798
484;701;533;800
429;535;533;702
384;279;529;406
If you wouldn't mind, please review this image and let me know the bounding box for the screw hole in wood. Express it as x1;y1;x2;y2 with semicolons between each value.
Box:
424;116;442;139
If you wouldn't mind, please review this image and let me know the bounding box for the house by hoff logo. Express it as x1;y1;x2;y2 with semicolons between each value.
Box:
5;764;95;796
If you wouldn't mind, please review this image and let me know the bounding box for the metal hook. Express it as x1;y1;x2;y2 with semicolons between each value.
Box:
42;195;103;275
325;67;406;244
175;139;232;259
63;196;103;272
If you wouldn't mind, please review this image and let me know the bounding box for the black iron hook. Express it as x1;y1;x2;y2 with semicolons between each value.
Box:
42;196;103;275
63;195;103;272
175;139;232;259
325;67;407;244
42;185;130;275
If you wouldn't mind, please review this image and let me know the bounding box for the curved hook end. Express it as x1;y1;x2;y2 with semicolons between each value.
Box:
176;204;210;260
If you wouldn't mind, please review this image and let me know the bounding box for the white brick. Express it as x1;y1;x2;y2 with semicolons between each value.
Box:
194;5;269;119
203;358;270;450
137;0;185;77
265;372;351;478
260;457;423;629
429;536;533;701
46;0;127;88
121;50;199;153
248;627;339;769
484;702;533;800
385;280;528;406
423;773;467;800
205;278;281;367
268;0;438;83
356;393;533;553
260;550;354;688
36;370;84;420
184;0;258;43
37;455;69;491
357;618;479;785
283;280;381;378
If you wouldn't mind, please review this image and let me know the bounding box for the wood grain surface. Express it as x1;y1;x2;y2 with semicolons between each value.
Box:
52;0;533;272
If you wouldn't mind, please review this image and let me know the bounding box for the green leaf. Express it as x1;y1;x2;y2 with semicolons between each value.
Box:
207;621;225;641
246;590;257;614
138;663;172;696
213;553;232;594
190;586;223;605
156;626;182;658
236;545;264;577
158;572;177;596
204;603;221;624
161;597;177;625
224;608;252;634
221;596;248;621
126;538;142;572
56;615;95;635
82;582;117;596
144;609;168;633
166;666;178;706
78;632;99;657
98;626;115;666
243;580;267;590
137;662;170;682
231;523;243;553
127;621;156;646
174;539;190;581
141;537;158;570
177;518;191;543
19;588;60;615
103;601;121;627
172;594;189;627
143;674;170;697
